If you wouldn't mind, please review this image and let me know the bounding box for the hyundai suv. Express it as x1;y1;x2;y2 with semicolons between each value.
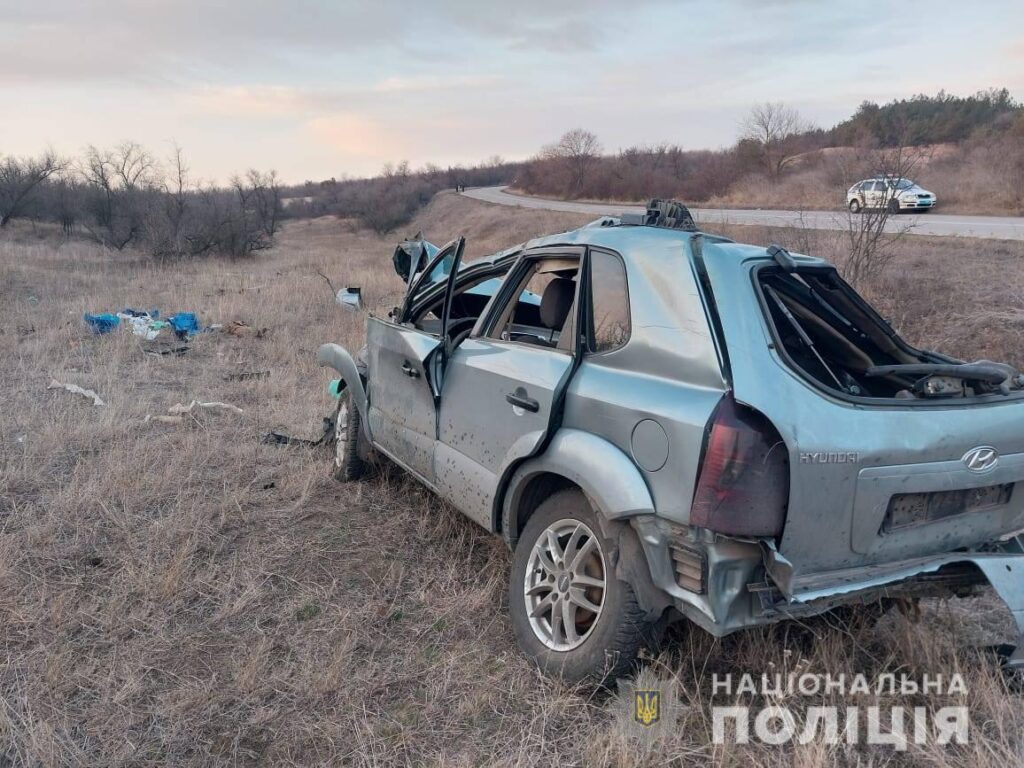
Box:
317;200;1023;683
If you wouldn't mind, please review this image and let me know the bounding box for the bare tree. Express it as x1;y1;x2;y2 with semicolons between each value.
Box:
79;142;155;249
739;102;813;180
840;143;925;287
145;144;191;259
246;169;282;238
543;129;602;195
221;170;282;256
0;150;63;228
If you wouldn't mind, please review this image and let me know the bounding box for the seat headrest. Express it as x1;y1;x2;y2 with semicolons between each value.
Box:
539;277;576;330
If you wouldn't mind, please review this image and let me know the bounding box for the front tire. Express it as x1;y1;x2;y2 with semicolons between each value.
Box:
332;390;368;482
509;489;652;684
887;199;901;214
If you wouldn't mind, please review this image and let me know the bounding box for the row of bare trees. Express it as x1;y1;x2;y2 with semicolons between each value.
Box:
0;143;282;258
517;104;822;202
282;155;517;233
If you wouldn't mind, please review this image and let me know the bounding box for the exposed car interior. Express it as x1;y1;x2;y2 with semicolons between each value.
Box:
759;267;1024;399
410;257;579;352
488;259;579;350
412;272;507;338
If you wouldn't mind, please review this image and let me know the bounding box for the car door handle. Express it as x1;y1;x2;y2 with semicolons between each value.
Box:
505;391;539;412
401;361;420;378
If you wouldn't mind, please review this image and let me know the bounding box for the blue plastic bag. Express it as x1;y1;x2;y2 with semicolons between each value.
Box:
167;312;200;335
84;313;120;334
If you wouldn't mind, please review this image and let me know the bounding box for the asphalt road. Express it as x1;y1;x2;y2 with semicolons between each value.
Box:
462;185;1024;241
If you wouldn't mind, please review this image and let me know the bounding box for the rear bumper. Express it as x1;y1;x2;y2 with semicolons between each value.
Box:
632;516;1024;664
763;539;1024;667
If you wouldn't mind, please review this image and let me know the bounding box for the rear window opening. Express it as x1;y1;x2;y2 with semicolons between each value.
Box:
756;266;1023;401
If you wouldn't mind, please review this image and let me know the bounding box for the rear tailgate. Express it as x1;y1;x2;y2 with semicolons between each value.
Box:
701;246;1024;574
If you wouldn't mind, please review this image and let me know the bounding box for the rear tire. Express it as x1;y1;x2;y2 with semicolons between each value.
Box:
332;390;368;482
509;489;652;685
848;198;862;213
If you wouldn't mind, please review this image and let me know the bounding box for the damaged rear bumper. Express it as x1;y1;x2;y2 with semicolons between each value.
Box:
632;516;1024;666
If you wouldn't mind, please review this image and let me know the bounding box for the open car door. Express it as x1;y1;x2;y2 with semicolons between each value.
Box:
433;247;586;529
365;238;464;485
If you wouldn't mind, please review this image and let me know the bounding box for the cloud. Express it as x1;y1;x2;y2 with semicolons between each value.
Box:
0;0;672;85
184;86;311;117
306;113;412;166
180;74;508;120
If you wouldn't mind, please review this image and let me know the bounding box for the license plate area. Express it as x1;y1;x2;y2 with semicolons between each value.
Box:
884;483;1014;531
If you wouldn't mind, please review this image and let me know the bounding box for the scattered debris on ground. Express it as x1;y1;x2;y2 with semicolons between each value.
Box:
144;399;244;425
316;270;363;311
336;287;363;310
262;417;334;448
221;320;268;338
83;312;121;334
142;340;190;357
84;308;205;341
168;399;243;417
47;379;105;406
120;309;168;340
225;370;271;381
145;414;186;425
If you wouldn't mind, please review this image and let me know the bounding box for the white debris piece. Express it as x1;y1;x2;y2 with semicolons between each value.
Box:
167;399;244;417
47;379;105;406
335;287;363;311
144;399;243;425
117;312;165;340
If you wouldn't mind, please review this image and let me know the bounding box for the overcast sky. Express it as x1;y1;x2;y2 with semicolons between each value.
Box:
2;1;1021;184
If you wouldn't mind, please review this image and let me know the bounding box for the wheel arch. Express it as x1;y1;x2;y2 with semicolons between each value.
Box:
497;429;656;550
316;342;371;443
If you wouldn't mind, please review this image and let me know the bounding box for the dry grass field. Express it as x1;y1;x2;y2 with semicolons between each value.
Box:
2;191;1024;766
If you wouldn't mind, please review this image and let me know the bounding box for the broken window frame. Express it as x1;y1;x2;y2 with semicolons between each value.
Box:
402;252;521;331
750;263;1022;407
479;247;585;354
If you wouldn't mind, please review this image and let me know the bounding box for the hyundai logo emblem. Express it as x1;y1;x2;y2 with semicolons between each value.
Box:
962;446;999;473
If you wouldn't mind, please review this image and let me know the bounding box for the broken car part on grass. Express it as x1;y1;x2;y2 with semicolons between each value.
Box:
316;199;1024;683
262;380;344;447
144;399;244;425
47;379;105;407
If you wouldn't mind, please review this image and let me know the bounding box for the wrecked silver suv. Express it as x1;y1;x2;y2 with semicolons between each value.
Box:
318;200;1024;683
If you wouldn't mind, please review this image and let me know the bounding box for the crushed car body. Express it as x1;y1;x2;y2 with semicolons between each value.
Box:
318;199;1024;681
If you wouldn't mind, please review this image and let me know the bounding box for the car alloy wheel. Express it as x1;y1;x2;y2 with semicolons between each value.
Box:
848;199;861;213
523;518;607;651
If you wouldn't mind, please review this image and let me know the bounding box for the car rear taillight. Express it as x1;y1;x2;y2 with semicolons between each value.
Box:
690;394;789;537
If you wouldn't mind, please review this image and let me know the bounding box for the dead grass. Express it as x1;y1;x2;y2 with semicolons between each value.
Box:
1;192;1023;766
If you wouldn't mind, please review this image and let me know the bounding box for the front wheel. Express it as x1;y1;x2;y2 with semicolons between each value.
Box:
509;489;653;684
332;390;368;482
888;199;901;214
